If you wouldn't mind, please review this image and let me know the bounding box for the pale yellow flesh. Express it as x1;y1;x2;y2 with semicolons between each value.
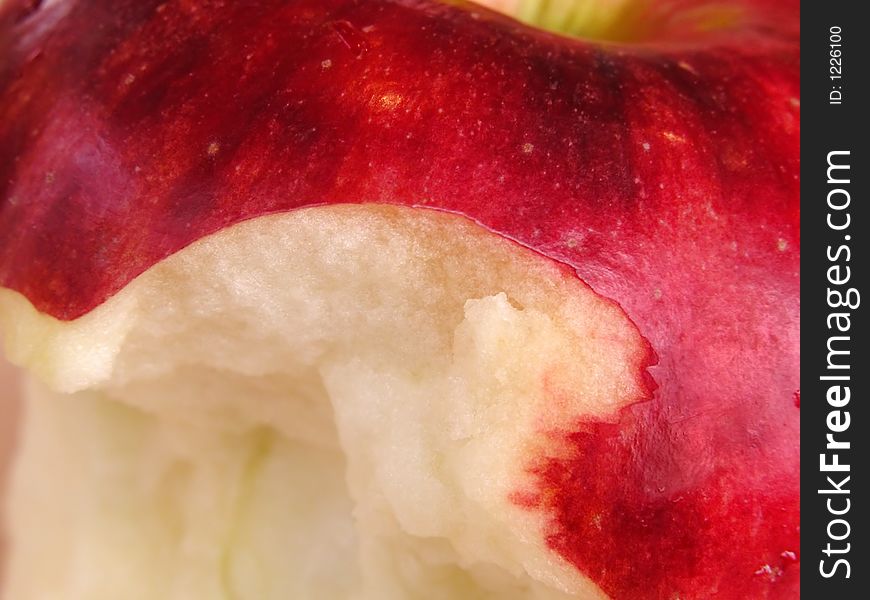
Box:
0;205;650;600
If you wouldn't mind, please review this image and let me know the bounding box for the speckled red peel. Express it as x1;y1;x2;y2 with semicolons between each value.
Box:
0;0;799;598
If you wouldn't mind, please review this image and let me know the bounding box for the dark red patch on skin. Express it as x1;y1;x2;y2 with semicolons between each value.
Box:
0;1;799;598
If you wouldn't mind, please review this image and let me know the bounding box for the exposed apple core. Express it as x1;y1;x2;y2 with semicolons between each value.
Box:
0;205;654;600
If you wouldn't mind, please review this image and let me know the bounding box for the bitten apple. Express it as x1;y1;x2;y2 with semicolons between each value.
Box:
0;0;799;599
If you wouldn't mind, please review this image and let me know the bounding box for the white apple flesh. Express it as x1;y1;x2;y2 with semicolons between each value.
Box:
1;205;652;599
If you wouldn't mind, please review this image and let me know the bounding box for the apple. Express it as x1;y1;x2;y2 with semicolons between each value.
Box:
0;0;799;599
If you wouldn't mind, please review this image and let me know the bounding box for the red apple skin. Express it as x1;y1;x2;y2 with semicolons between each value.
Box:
0;1;799;598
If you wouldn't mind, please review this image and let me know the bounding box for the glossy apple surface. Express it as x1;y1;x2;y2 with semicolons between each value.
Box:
0;0;799;598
